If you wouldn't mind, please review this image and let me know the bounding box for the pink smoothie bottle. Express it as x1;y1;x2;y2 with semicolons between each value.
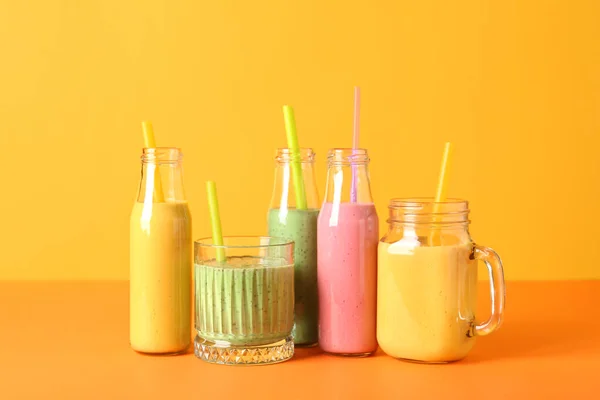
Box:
317;148;379;356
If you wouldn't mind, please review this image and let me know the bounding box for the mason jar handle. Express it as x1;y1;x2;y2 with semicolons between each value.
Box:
472;245;506;336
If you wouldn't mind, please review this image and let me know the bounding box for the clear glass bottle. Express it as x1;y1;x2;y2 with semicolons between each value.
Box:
130;147;192;354
267;148;320;346
377;198;506;363
317;148;379;355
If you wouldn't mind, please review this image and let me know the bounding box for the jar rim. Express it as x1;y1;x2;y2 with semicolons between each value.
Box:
389;197;468;208
387;197;470;224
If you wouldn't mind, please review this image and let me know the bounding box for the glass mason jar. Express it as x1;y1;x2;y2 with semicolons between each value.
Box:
267;148;320;347
317;148;379;356
130;148;192;354
194;236;295;365
377;198;506;363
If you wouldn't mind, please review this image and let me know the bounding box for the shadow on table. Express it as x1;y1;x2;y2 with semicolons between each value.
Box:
133;345;195;357
291;318;597;364
294;346;391;361
461;319;598;364
293;346;323;361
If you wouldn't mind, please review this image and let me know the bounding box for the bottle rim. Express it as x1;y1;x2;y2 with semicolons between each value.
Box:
326;148;369;165
275;148;315;163
141;147;182;164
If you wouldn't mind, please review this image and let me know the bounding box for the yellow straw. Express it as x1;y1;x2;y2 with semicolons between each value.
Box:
282;105;307;210
206;181;226;262
430;142;453;245
434;142;453;205
141;121;165;202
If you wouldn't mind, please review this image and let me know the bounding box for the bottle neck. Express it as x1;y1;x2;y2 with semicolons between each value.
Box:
269;148;320;210
323;148;374;204
136;148;186;203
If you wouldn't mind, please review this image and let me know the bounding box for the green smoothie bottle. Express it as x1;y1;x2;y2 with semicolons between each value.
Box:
267;148;320;347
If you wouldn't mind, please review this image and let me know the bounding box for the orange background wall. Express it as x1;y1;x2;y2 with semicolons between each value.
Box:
0;1;598;280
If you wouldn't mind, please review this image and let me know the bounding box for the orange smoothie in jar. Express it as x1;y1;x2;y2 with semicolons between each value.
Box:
377;241;477;362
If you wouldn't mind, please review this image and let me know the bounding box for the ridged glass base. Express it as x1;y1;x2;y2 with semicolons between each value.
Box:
194;335;294;365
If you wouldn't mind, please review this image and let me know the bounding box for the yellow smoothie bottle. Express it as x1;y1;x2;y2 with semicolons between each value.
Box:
130;147;192;354
377;198;505;363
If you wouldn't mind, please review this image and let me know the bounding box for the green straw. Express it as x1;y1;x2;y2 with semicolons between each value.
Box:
206;181;226;262
282;105;307;210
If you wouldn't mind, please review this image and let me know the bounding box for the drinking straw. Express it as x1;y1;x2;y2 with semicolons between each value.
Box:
282;105;307;210
350;86;361;203
434;142;453;205
430;142;453;245
206;181;226;262
141;121;165;202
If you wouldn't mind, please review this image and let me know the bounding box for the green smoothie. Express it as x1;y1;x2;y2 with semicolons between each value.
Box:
195;256;294;346
267;208;319;346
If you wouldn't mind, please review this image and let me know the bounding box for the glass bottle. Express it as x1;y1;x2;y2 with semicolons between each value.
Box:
317;148;379;355
130;147;192;354
377;198;506;363
267;148;320;346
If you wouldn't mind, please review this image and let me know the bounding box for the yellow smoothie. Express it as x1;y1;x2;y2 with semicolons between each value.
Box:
377;241;477;362
130;200;192;354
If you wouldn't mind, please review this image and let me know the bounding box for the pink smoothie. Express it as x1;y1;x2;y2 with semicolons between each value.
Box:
317;202;379;354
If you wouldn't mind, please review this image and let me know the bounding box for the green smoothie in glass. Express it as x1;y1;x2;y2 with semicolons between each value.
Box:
194;237;295;365
195;256;294;346
268;148;320;346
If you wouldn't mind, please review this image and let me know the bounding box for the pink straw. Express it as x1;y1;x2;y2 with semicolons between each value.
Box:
350;86;360;203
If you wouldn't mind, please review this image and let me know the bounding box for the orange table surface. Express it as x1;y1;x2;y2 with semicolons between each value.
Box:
1;281;599;399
